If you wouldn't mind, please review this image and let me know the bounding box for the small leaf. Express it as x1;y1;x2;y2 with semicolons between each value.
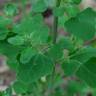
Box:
0;28;9;40
53;7;65;17
58;37;74;51
4;3;18;16
0;16;12;27
0;41;23;70
20;47;37;64
13;81;28;94
44;0;56;7
47;44;63;61
65;5;80;17
8;35;25;45
62;60;79;76
32;0;47;13
72;0;82;4
71;47;96;63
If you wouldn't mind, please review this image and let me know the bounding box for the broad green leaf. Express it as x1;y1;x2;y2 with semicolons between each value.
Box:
13;14;49;45
71;47;96;63
47;37;74;61
47;44;63;61
4;3;18;16
62;46;96;87
63;55;96;87
0;28;9;40
44;0;56;7
65;8;96;40
0;41;23;70
62;58;96;87
76;57;96;87
13;14;44;35
13;82;43;95
20;47;37;64
0;16;12;27
28;23;49;45
32;0;47;13
0;16;12;40
13;81;28;94
17;54;53;84
58;15;69;28
53;7;65;17
8;35;25;46
62;60;79;76
65;5;80;17
58;37;74;51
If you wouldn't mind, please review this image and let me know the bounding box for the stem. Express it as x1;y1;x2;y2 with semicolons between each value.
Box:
53;0;61;44
49;0;61;95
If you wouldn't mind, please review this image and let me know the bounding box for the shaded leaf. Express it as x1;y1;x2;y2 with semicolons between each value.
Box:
20;47;37;64
17;54;53;84
65;8;96;40
32;0;47;13
8;35;25;46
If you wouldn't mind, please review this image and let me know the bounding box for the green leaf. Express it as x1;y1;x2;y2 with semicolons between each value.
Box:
13;14;44;35
76;57;96;87
47;44;63;61
13;81;28;94
30;24;49;45
65;8;96;40
63;50;96;87
62;60;79;76
58;15;69;28
17;54;53;84
53;7;65;17
0;16;12;27
0;28;9;40
4;3;18;16
0;16;12;40
8;35;25;46
65;5;80;17
20;47;37;64
44;0;56;7
0;41;23;70
32;0;47;13
13;14;49;45
62;58;96;87
71;47;96;63
70;0;82;4
58;37;74;51
62;46;96;87
47;38;74;61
